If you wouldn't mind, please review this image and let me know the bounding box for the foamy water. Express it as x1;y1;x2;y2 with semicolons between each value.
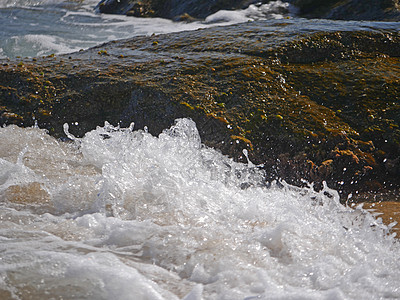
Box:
0;0;292;58
1;1;400;298
0;119;399;299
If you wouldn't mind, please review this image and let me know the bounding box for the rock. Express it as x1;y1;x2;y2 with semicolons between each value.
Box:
288;0;400;21
95;0;400;21
96;0;268;20
1;20;400;200
97;0;136;15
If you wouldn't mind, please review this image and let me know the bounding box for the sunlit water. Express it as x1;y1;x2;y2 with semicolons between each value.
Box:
1;0;399;59
1;0;400;299
0;0;294;58
0;119;399;299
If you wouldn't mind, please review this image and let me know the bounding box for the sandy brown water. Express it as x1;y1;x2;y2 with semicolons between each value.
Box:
364;202;400;235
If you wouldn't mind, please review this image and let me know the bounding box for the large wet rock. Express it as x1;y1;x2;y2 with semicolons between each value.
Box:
1;20;400;200
96;0;400;21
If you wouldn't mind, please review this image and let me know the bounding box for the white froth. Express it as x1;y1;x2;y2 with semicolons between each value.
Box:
0;119;399;299
205;1;292;24
16;34;81;56
0;0;97;8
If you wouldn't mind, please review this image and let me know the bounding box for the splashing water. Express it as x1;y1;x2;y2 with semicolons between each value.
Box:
0;119;399;299
205;0;295;23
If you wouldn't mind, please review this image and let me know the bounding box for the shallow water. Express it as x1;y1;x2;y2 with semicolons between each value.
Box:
0;119;399;299
0;0;295;58
1;0;399;59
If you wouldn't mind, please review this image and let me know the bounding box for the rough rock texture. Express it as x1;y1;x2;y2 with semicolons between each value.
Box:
1;20;400;201
289;0;400;21
96;0;400;21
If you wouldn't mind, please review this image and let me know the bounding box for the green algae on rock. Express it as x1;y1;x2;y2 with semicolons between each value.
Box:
1;20;400;200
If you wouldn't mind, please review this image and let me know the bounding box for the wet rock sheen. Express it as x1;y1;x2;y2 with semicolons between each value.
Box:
1;21;400;199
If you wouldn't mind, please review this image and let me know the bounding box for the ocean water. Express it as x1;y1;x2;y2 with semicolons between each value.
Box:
1;0;400;299
0;0;293;58
0;119;399;299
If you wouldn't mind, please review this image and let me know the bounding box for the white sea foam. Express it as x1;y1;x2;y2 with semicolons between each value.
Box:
0;119;399;299
8;34;82;56
205;1;294;24
0;0;64;8
0;0;99;8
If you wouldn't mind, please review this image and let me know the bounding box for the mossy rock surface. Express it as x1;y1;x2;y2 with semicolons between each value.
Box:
1;20;400;200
